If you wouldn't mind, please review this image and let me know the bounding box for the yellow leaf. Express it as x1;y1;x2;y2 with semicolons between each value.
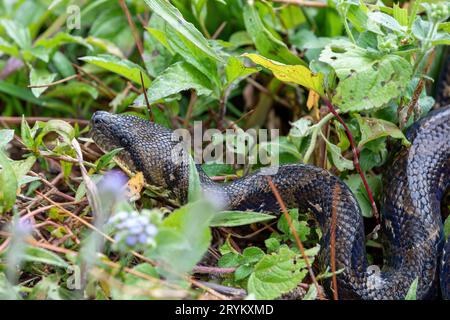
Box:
243;53;324;96
127;172;145;200
306;90;320;120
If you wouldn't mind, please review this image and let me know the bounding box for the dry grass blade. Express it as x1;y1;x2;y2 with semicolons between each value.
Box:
266;176;324;300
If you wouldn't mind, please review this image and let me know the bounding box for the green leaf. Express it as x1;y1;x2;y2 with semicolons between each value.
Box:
143;0;221;62
393;3;408;27
243;2;306;66
225;56;259;86
10;156;36;185
247;247;308;299
46;82;99;100
345;174;382;218
188;156;202;203
135;61;213;106
319;40;412;112
95;148;123;171
444;215;450;238
277;209;310;242
79;54;151;87
0;129;14;148
148;200;214;277
22;246;68;268
325;138;354;171
355;116;410;148
34;32;93;50
165;25;220;88
405;277;418;300
36;120;75;145
368;11;407;33
29;68;57;98
210;211;276;227
0;150;17;213
243;53;324;95
0;19;31;49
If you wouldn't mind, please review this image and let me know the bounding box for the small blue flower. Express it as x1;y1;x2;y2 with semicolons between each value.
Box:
107;209;159;253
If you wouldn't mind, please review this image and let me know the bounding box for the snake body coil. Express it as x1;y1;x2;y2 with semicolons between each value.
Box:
91;106;450;300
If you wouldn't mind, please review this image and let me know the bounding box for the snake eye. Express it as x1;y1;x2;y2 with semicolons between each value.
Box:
120;137;128;145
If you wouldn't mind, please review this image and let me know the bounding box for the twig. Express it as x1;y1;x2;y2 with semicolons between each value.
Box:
322;98;380;222
72;64;116;98
266;177;324;300
195;280;246;297
119;0;144;60
27;74;78;88
183;90;197;127
212;22;227;40
330;184;339;300
192;266;236;274
140;71;153;121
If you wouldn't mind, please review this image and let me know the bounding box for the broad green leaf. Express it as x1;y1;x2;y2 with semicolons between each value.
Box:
210;211;276;227
86;36;125;58
244;53;324;95
165;25;220;88
143;0;221;62
319;40;412;112
0;150;18;213
440;22;450;33
148;200;214;277
355;116;410;148
79;54;150;87
277;209;311;242
0;19;31;49
29;68;57;98
243;2;306;66
36;120;75;145
34;32;93;50
444;216;450;237
95;148;123;171
0;36;19;56
0;129;14;148
47;82;99;99
393;3;408;27
225;56;259;86
247;247;308;299
10;156;36;184
145;27;173;54
0;81;72;113
368;11;407;33
324;137;354;171
345;174;382;218
134;61;213;106
22;246;68;268
405;277;418;300
188;156;202;203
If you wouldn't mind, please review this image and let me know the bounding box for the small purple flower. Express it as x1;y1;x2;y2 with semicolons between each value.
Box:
97;170;128;197
107;209;158;252
125;235;138;246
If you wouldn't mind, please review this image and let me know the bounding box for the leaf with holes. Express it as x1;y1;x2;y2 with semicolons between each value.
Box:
319;40;412;112
244;54;324;95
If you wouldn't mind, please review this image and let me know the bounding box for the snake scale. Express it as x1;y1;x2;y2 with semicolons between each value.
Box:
91;55;450;299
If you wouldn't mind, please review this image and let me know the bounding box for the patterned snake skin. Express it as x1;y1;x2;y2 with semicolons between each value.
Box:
90;105;449;300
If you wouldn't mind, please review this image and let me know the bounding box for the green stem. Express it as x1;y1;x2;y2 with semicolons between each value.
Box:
303;112;335;163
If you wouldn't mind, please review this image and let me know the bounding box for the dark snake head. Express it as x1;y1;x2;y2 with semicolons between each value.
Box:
90;111;189;203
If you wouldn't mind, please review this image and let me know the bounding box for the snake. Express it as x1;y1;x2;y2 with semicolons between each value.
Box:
90;105;449;300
